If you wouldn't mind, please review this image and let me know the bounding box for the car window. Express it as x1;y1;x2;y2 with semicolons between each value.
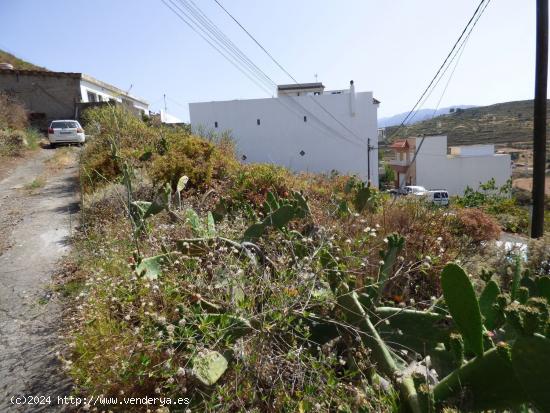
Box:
434;192;441;199
51;121;78;128
443;192;448;198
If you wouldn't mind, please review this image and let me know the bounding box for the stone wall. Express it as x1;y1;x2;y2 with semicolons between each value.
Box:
0;70;81;129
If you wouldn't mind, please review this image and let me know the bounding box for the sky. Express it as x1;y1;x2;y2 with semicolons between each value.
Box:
0;0;540;121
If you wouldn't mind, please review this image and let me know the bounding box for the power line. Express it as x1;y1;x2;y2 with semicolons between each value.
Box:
392;0;492;194
426;0;492;122
162;0;367;148
161;0;274;96
211;0;368;144
388;0;489;140
212;0;298;84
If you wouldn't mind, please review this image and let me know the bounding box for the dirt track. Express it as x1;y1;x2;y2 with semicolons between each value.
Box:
0;148;78;412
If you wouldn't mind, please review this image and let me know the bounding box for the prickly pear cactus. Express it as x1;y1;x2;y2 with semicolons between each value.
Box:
441;263;484;357
479;280;501;330
511;335;550;412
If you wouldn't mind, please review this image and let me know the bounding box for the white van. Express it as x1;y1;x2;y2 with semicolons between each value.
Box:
426;190;449;206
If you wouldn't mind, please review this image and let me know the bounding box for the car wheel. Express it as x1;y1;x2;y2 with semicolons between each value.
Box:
50;142;56;149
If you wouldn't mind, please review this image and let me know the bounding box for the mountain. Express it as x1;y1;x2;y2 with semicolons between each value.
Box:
0;49;46;71
378;105;476;128
384;100;542;147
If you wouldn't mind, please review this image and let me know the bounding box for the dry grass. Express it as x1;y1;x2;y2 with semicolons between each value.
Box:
45;147;77;172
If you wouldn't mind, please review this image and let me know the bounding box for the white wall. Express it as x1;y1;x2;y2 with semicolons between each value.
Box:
414;136;511;195
79;79;149;114
189;90;379;186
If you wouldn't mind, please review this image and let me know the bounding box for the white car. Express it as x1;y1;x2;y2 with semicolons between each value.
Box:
401;185;427;195
48;120;85;147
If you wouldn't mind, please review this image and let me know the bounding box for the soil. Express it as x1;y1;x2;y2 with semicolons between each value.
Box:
0;147;79;412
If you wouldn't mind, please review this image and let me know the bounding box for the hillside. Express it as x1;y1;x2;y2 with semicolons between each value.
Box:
378;105;476;128
0;49;46;70
385;99;542;147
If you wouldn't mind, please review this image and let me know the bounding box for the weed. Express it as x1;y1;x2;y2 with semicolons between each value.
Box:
25;176;46;190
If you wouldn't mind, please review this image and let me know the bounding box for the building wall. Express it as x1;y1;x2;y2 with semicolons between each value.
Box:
189;91;379;186
0;71;81;122
414;136;511;195
79;79;149;115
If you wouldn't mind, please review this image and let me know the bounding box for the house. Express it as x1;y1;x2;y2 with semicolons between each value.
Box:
388;135;511;195
0;68;149;128
189;81;380;186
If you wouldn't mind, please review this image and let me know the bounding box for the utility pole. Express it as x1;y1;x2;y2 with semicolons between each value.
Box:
367;138;375;184
531;0;548;238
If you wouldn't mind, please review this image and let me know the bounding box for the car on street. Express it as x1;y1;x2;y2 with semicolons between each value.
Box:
47;120;85;147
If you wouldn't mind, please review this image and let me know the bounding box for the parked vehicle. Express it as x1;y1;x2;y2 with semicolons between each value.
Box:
400;185;427;195
47;120;85;147
425;190;449;206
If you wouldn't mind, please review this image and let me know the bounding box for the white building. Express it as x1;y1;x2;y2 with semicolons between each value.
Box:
189;81;380;186
79;74;149;115
388;135;511;195
0;68;149;125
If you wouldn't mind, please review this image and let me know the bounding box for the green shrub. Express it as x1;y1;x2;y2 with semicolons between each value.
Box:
231;163;291;205
149;134;215;189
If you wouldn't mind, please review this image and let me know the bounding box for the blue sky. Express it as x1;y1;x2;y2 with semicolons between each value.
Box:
0;0;538;121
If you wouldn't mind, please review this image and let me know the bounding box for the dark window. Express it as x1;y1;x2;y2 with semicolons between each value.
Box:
257;119;260;125
314;92;321;95
434;193;441;199
51;121;78;129
214;121;218;128
87;91;97;102
98;95;103;102
303;116;307;122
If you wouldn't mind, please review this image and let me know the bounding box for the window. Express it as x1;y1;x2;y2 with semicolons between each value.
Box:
87;91;97;102
51;121;79;129
257;119;260;125
434;193;441;199
214;121;218;128
303;116;307;122
98;95;103;102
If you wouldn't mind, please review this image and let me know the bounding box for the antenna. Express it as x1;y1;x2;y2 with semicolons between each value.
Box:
126;84;133;95
163;94;168;114
314;73;318;82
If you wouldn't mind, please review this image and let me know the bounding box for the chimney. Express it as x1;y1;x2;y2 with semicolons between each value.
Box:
349;80;356;117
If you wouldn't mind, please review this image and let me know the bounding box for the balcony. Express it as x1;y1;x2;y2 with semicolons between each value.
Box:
388;159;410;173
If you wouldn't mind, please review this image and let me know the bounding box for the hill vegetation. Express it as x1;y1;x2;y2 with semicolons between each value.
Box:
58;105;550;412
0;49;46;70
386;100;544;147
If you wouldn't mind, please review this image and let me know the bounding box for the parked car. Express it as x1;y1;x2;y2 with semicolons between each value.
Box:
399;185;427;195
47;120;85;147
425;190;449;206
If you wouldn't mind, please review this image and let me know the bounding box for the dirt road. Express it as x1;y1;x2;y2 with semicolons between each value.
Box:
0;148;78;412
